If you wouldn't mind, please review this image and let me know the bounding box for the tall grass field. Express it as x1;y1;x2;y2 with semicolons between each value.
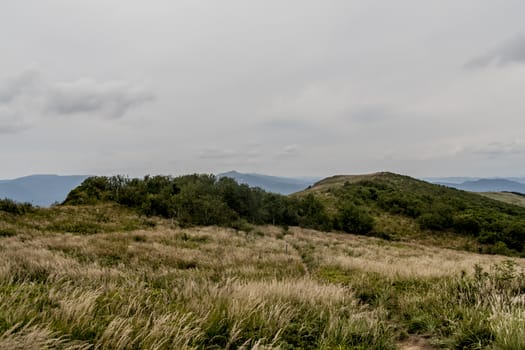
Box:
1;204;524;349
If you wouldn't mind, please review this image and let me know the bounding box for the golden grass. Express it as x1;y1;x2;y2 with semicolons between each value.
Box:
480;192;525;208
0;224;393;348
284;227;525;278
1;219;524;348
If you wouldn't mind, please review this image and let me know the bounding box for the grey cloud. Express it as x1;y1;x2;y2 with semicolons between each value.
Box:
0;124;27;134
0;70;40;133
46;79;154;119
466;34;525;68
349;105;395;124
199;148;239;160
0;107;28;134
471;141;525;158
198;147;261;161
0;68;154;130
0;68;40;103
260;119;313;131
276;144;300;159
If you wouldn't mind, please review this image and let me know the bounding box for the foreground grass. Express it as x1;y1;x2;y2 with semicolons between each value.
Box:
0;224;395;349
287;228;525;349
1;216;524;348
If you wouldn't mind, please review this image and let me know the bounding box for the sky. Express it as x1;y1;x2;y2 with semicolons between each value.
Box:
1;0;525;179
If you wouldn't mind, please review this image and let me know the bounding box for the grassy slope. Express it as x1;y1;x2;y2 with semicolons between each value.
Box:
1;204;525;349
480;191;525;207
298;172;525;253
0;204;157;238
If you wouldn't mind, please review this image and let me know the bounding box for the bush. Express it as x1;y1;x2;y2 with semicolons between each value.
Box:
336;204;374;234
0;227;17;237
417;206;454;231
0;198;34;215
453;213;481;235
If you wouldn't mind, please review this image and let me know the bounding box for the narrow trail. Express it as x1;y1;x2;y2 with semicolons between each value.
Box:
398;336;435;350
285;240;311;277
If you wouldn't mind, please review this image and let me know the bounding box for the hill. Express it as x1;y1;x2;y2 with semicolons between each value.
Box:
62;172;525;256
300;172;525;255
217;170;319;194
0;175;88;206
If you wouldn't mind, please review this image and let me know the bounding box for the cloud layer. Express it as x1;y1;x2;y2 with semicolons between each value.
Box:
466;34;525;68
0;68;153;133
2;1;525;178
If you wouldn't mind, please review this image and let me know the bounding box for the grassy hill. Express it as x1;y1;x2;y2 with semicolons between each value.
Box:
59;173;525;256
298;172;525;255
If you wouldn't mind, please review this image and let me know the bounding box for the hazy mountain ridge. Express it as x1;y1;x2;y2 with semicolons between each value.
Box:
430;178;525;193
0;174;88;206
3;171;525;207
217;170;320;194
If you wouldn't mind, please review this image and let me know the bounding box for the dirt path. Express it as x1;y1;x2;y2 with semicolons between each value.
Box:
398;336;435;350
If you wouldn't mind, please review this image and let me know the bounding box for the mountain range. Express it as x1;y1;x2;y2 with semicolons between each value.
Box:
428;178;525;193
0;175;88;206
0;172;319;206
217;171;320;195
3;172;525;207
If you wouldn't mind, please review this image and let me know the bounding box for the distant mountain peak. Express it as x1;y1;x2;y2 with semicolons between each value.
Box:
429;177;525;194
217;171;320;195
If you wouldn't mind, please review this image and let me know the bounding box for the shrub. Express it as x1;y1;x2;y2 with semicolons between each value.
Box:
0;199;33;215
62;175;333;231
336;204;374;234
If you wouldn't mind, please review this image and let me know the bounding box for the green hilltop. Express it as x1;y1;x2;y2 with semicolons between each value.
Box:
299;172;525;255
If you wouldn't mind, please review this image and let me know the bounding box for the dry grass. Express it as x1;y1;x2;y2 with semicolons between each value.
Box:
480;192;525;208
1;213;525;348
283;227;525;278
0;224;394;348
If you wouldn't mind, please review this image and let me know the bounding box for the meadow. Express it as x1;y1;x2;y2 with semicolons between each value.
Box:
1;205;524;349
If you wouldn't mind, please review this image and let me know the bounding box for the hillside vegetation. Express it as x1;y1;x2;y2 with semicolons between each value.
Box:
0;198;156;238
64;175;332;231
61;173;525;257
300;172;525;256
2;174;525;348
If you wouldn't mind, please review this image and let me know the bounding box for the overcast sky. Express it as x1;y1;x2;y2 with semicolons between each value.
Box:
2;0;525;179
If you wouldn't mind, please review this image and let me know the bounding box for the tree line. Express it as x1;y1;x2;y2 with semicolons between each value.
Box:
63;175;372;233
